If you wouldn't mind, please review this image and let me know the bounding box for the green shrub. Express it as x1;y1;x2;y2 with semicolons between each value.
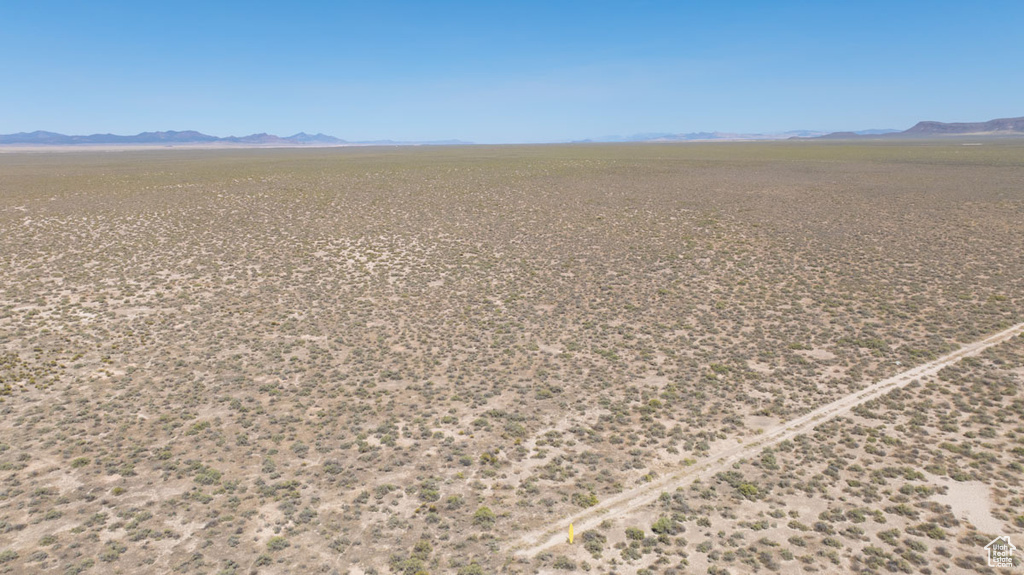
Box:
267;536;290;551
457;562;484;575
738;483;759;499
571;492;598;508
552;555;576;570
473;506;496;528
412;539;432;560
651;516;677;534
99;540;127;562
582;530;606;557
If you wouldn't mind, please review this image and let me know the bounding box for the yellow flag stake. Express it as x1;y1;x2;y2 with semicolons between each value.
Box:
568;522;575;544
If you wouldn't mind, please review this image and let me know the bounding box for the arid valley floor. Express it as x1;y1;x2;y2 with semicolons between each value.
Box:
1;142;1023;574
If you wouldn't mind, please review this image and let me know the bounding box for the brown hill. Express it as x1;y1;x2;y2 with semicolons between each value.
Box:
807;116;1024;140
903;116;1024;135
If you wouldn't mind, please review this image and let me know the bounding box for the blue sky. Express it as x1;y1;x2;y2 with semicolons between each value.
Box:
1;1;1022;143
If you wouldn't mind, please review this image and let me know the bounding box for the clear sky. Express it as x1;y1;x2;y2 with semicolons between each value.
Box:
2;1;1022;143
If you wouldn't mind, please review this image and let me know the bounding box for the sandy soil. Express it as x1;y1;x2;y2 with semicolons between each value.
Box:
931;474;1004;536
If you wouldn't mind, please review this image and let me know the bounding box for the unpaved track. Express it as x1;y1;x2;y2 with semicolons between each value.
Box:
512;322;1024;557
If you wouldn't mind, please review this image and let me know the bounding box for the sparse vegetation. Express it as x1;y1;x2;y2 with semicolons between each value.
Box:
0;142;1021;573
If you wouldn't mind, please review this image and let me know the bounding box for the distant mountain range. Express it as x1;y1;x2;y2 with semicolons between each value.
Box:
0;130;472;146
578;129;898;143
582;116;1024;143
812;116;1024;139
3;117;1021;147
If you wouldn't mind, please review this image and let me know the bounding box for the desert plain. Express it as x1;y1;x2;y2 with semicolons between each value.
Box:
1;141;1023;574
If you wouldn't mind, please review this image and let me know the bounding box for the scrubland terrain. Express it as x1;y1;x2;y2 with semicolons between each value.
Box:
0;141;1022;574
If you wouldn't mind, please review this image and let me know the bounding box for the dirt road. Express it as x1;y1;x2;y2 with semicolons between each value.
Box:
512;322;1024;557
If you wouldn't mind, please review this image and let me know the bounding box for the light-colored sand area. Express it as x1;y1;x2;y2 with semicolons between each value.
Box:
931;475;1005;535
